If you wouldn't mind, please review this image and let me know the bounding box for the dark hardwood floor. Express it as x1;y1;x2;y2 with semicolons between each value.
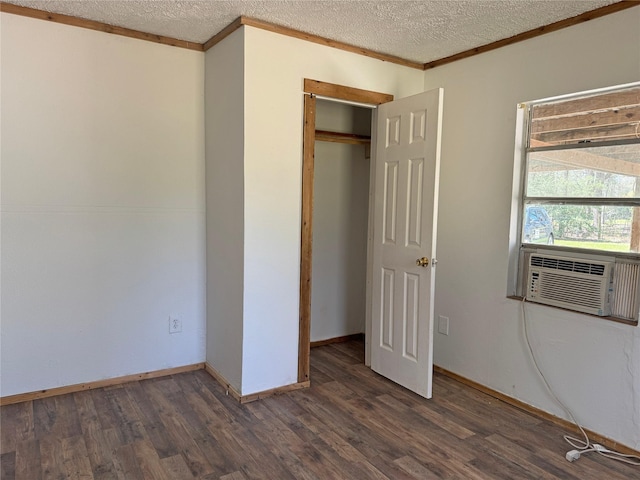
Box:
1;339;639;479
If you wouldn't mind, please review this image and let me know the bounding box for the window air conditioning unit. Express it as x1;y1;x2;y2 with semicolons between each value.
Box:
526;254;613;316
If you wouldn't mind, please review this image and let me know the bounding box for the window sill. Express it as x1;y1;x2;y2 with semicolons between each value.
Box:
507;295;638;327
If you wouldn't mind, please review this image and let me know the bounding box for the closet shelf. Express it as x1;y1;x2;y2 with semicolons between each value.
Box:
315;130;371;145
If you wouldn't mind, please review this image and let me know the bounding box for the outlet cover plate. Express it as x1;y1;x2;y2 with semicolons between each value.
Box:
169;317;182;334
438;315;449;335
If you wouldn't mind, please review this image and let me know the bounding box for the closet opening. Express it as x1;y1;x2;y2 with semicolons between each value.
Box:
298;79;393;383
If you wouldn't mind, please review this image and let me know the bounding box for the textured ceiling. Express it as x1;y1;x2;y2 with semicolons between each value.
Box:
5;0;622;63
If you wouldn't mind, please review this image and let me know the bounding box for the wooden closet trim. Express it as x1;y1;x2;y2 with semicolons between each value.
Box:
298;93;316;383
298;79;393;384
304;79;394;105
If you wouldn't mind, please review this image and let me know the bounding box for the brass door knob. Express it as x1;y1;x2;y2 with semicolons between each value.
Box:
416;257;429;267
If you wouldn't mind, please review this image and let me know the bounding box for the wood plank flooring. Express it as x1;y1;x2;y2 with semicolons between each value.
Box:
2;339;639;479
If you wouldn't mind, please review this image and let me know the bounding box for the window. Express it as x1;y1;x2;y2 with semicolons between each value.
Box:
510;82;640;324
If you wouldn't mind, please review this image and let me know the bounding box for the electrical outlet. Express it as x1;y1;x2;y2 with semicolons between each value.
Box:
438;315;449;335
169;316;182;334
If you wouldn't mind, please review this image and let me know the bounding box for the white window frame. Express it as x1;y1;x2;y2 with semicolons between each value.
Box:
508;82;640;325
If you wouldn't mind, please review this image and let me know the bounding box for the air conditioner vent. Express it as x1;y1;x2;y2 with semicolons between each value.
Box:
530;255;606;276
527;254;613;316
535;272;606;309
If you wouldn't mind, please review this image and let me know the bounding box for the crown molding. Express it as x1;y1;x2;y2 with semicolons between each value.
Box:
0;2;204;51
424;0;640;69
2;1;636;67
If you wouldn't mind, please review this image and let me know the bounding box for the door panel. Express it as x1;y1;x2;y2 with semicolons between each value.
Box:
370;88;443;399
403;272;420;360
381;268;395;350
407;158;424;246
383;161;399;244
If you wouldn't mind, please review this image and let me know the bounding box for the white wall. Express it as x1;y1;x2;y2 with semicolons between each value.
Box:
311;102;371;342
240;26;424;394
0;14;206;396
425;9;640;449
6;8;636;451
204;29;245;391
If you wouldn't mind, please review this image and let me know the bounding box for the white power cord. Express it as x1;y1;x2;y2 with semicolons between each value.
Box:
521;298;640;466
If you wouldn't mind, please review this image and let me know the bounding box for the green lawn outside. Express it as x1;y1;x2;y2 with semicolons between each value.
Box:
555;239;630;252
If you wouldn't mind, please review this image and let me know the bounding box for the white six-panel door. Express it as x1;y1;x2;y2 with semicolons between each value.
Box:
370;88;443;398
